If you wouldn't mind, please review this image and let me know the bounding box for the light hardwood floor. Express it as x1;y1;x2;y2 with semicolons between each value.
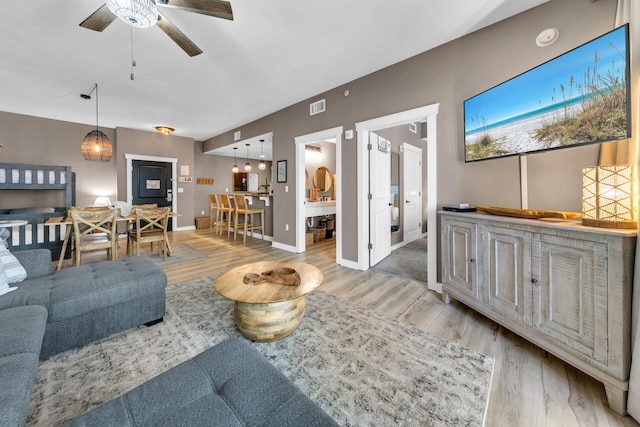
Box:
83;228;639;427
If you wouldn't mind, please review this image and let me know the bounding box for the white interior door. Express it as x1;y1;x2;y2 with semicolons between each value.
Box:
370;132;391;266
403;143;422;243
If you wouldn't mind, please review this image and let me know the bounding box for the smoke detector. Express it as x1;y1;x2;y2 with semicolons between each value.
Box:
536;28;559;47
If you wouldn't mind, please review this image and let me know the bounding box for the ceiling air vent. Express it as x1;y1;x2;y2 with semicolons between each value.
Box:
309;99;326;116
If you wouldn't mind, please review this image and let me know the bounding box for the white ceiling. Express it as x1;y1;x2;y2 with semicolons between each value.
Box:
0;0;549;155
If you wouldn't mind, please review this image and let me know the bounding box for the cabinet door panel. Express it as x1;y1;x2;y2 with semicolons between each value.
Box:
483;226;531;323
532;234;608;364
442;219;478;299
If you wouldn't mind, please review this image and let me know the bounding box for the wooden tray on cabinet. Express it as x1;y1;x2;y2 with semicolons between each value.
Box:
475;205;581;220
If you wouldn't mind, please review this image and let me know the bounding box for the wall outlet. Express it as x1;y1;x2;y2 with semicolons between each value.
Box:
285;185;288;192
201;210;205;215
285;224;289;231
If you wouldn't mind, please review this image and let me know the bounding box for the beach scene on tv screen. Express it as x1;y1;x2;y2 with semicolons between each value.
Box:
464;26;628;162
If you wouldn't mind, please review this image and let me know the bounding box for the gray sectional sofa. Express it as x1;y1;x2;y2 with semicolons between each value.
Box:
0;249;167;426
1;249;337;426
67;338;339;427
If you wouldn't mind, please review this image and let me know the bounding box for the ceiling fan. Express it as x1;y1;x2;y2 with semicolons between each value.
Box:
80;0;233;57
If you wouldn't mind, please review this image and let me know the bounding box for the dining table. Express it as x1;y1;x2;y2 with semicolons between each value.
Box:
45;211;180;270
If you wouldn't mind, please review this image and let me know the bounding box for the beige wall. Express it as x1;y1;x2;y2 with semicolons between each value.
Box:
0;113;197;229
202;0;618;262
0;111;117;208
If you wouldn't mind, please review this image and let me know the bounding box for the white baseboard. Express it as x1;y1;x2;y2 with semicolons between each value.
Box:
231;231;273;242
271;241;297;253
338;258;361;270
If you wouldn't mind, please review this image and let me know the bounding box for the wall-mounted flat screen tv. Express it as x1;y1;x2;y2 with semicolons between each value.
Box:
464;25;630;163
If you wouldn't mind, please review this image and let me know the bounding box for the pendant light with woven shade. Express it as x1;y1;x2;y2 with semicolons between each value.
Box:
81;84;112;161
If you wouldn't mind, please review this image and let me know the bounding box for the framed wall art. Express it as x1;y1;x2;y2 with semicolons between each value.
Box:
277;160;287;183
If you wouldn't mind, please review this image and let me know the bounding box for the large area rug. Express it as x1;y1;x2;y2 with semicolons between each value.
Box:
28;275;493;426
374;237;427;283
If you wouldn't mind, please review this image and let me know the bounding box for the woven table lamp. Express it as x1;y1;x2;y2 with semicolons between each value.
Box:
582;165;637;229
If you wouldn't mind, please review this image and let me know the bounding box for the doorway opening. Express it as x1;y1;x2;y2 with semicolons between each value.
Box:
355;103;440;292
294;126;343;264
125;154;178;231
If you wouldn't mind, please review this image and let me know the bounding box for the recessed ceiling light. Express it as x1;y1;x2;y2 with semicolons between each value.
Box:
536;28;560;47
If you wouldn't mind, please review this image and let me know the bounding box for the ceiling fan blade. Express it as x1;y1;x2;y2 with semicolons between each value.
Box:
79;4;117;32
156;13;203;57
157;0;233;20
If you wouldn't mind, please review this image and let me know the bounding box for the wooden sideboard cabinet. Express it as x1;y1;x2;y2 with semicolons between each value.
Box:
440;211;637;415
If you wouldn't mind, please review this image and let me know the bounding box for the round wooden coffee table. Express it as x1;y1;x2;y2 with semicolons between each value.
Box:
215;260;323;342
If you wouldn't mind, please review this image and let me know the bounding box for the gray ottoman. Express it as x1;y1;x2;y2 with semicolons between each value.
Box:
67;338;338;426
4;251;166;359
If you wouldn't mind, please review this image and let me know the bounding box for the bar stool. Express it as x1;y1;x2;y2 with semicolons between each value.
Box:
209;194;222;233
218;194;234;237
233;194;264;244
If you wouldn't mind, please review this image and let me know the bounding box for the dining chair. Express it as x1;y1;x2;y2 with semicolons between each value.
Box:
70;208;118;266
126;203;160;234
233;194;264;244
127;207;170;260
209;194;222;233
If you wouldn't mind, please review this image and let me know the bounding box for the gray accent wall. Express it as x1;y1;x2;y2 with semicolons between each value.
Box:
202;0;618;263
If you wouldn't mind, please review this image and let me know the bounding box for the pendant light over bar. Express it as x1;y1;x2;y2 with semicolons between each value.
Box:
244;143;252;172
231;147;239;173
258;139;266;170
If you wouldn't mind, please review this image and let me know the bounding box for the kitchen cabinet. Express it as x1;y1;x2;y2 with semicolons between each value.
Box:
440;211;636;415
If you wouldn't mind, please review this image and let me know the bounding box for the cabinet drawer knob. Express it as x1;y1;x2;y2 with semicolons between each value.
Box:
531;278;538;284
470;258;476;263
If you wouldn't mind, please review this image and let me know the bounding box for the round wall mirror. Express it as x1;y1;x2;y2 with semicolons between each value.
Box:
312;166;333;192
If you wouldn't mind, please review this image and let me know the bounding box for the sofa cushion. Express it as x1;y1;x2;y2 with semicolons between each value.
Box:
0;305;48;357
13;249;53;280
0;257;166;320
0;305;48;427
0;246;27;284
66;338;337;427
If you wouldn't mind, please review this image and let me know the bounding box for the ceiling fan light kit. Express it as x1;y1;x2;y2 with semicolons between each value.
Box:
106;0;159;28
80;0;234;58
